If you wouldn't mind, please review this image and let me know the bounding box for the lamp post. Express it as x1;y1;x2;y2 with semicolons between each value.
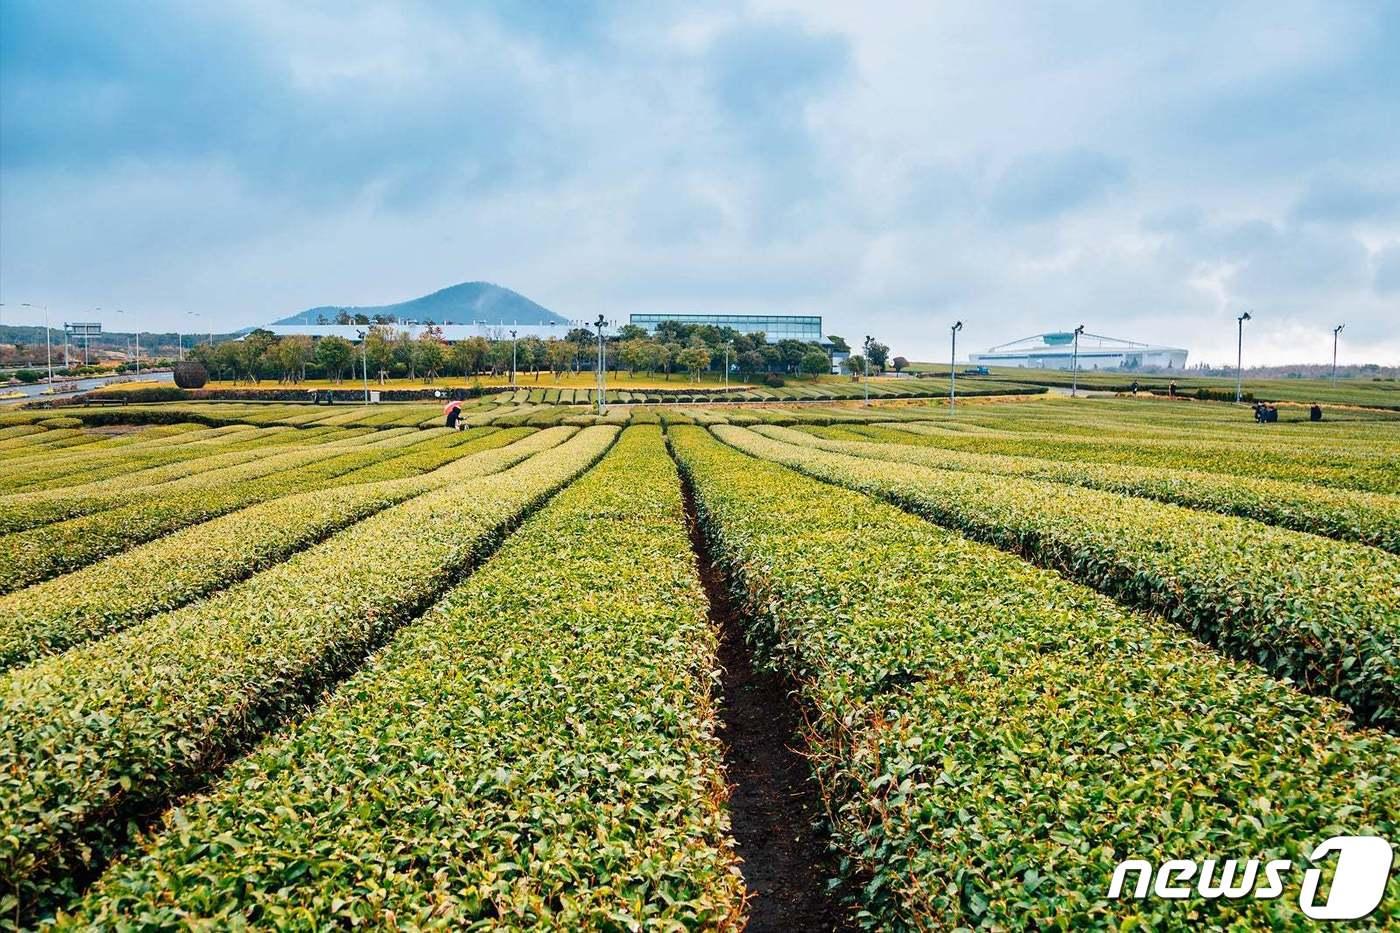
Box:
1235;311;1252;403
863;335;871;407
594;314;608;414
20;303;54;384
1070;324;1085;397
510;329;518;387
1331;324;1344;386
949;321;963;411
723;342;731;394
356;329;370;405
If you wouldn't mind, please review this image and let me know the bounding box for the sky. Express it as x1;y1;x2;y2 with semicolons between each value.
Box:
1;0;1397;365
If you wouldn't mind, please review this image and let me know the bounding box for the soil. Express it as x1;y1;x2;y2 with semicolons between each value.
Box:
681;483;854;932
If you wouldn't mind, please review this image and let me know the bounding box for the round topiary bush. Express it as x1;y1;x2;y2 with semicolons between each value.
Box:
763;373;786;388
173;361;209;389
39;416;83;428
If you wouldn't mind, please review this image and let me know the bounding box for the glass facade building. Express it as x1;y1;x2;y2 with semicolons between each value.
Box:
629;313;822;344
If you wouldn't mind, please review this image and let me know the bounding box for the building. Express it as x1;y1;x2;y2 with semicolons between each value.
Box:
628;313;823;344
970;331;1188;370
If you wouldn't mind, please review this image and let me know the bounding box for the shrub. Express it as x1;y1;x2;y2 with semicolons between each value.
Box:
0;426;618;921
66;427;744;928
14;370;41;384
712;425;1400;728
172;361;209;389
669;425;1400;929
751;424;1400;552
763;373;786;388
0;428;542;669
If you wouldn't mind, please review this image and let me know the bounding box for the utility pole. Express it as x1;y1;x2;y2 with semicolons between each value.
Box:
594;314;608;414
356;329;370;405
863;335;871;407
1071;324;1085;397
723;342;731;394
949;321;963;411
1332;324;1344;386
20;303;54;384
510;329;518;387
1235;311;1252;402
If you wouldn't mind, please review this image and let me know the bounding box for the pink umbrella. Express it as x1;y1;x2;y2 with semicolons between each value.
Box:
442;400;463;414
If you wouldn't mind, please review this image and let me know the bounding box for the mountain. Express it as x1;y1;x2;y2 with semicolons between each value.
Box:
274;282;568;326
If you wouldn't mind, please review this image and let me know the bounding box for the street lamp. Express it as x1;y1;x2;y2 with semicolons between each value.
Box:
20;303;54;384
594;314;608;414
1070;325;1085;397
1235;311;1252;403
863;334;871;407
723;342;732;394
115;309;139;377
949;321;963;411
355;329;370;405
1332;324;1345;386
510;329;518;387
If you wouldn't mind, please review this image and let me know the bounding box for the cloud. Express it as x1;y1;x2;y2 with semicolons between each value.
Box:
1292;175;1400;224
989;149;1128;222
1;1;1397;365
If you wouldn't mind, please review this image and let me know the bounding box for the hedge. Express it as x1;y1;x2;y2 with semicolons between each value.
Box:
0;429;445;590
0;428;545;670
669;425;1400;928
0;425;618;923
714;425;1400;729
0;427;356;530
751;425;1400;552
64;426;744;928
877;421;1400;495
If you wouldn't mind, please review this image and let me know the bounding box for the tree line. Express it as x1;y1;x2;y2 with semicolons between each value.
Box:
183;322;896;385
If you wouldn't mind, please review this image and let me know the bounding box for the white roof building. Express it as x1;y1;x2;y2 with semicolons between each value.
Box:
970;332;1188;370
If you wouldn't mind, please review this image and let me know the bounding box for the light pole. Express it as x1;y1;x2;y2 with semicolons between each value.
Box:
117;310;140;377
949;321;963;411
20;303;54;384
510;329;518;387
594;314;608;414
1235;311;1252;403
1070;324;1085;397
356;329;370;405
863;335;871;407
723;342;731;394
1331;324;1344;386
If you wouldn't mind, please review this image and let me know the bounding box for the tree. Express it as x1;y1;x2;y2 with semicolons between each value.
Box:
776;339;807;373
546;339;573;380
619;339;650;375
844;354;867;377
414;331;446;382
363;327;394;380
676;346;711;382
315;335;354;383
616;324;649;341
738;350;766;377
392;331;416;379
800;348;830;379
863;337;890;373
892;356;909;373
275;335;313;383
461;336;491;375
826;335;850;353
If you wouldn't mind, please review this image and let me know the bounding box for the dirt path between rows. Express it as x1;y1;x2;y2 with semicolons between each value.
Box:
681;482;853;932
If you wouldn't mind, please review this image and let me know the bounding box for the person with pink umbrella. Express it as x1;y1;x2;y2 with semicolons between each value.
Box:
443;399;464;430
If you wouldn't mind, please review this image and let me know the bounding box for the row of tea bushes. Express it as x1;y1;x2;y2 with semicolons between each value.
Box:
0;424;249;489
872;421;1400;495
669;425;1400;929
0;426;617;922
64;426;745;929
753;425;1400;552
0;426;363;530
0;429;465;588
714;425;1400;730
0;428;546;670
